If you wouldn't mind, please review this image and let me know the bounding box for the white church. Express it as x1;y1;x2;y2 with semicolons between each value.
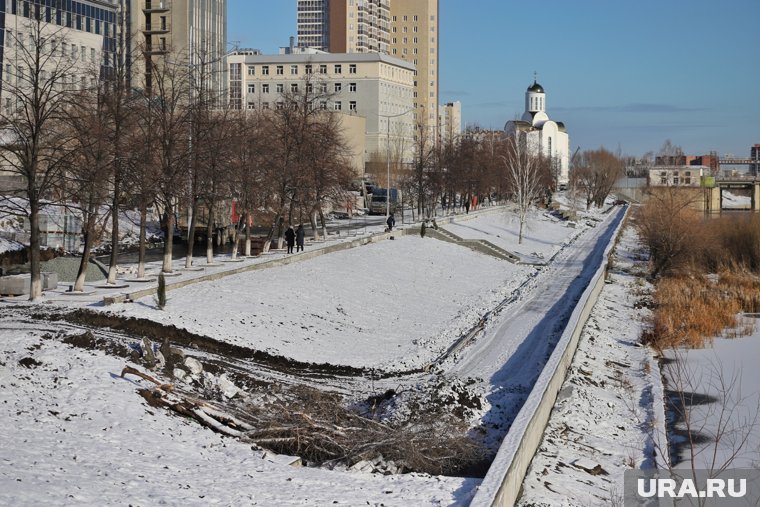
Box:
504;79;570;188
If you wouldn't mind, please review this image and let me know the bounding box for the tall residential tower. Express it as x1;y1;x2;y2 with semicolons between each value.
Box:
296;0;438;131
130;0;227;98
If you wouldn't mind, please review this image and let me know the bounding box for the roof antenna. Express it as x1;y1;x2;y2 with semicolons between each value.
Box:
534;71;538;83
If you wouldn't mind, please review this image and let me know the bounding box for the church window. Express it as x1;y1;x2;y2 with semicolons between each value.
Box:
548;137;552;155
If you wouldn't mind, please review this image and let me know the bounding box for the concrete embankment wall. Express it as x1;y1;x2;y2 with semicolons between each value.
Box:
469;206;629;507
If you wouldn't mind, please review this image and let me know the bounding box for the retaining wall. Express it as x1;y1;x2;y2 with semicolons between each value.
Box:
469;205;629;507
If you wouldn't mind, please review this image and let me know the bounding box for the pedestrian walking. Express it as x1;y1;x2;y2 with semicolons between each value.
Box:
386;213;395;232
285;225;295;254
296;224;305;252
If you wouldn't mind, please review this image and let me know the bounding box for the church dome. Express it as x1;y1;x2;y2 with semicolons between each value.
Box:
527;80;544;93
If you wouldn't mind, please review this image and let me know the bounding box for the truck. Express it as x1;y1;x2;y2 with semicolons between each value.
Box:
369;188;402;215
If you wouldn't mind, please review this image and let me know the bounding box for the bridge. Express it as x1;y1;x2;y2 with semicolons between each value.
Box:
719;155;760;175
705;177;760;212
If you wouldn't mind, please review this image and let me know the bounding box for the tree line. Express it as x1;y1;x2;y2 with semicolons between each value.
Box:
0;15;625;301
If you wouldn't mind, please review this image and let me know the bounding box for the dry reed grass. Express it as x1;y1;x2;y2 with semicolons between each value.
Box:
643;272;760;350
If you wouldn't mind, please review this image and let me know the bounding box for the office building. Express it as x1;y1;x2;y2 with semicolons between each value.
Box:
227;51;415;174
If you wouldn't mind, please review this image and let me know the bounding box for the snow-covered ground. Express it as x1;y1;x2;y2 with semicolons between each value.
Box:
518;222;667;506
0;204;633;505
0;323;477;506
721;190;753;209
665;324;760;470
441;208;580;263
102;233;532;371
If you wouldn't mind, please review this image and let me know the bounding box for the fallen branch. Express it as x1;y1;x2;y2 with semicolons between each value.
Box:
121;365;174;391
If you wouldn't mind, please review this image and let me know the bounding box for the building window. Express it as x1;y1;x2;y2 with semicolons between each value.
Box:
334;101;342;111
291;83;299;92
334;83;342;92
319;64;327;74
349;64;357;74
262;84;270;93
685;178;691;185
305;64;312;74
334;64;342;74
276;65;284;75
247;103;255;110
276;102;284;110
262;102;270;109
262;66;269;75
248;84;255;94
349;82;357;92
306;83;313;93
247;65;255;76
276;83;284;93
349;101;357;112
673;177;680;185
291;65;298;75
320;83;328;93
320;101;327;110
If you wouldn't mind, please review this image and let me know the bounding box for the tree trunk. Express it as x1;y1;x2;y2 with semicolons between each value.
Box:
185;196;199;268
28;200;42;301
261;214;277;254
244;212;251;257
162;206;174;273
107;171;120;284
137;202;147;279
205;202;214;264
276;215;285;250
74;205;98;292
319;209;327;239
309;209;318;240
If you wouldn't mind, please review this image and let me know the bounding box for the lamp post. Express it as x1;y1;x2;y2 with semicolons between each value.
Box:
380;107;416;220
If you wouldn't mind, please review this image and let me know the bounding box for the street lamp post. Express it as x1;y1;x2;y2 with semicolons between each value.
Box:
380;107;416;220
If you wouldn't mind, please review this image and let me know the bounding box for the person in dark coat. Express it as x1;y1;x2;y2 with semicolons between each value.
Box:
285;225;295;254
296;224;305;252
386;213;395;232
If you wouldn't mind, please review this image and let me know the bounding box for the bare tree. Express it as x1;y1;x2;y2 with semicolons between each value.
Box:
574;148;624;209
144;53;192;274
65;73;113;292
499;133;547;244
0;17;79;300
104;5;135;285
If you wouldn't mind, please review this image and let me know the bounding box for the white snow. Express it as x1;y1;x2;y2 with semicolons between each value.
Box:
666;323;760;470
721;191;753;209
442;208;579;263
0;325;476;506
102;227;534;371
517;222;667;506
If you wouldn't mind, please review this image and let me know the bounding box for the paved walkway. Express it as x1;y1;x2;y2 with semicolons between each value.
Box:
3;206;507;307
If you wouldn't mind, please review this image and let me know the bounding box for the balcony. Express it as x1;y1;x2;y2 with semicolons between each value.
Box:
142;23;169;34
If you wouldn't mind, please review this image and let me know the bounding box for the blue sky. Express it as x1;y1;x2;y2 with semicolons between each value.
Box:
227;0;760;158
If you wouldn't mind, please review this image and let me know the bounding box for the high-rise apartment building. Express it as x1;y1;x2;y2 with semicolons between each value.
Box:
389;0;438;131
439;101;461;146
296;0;438;132
297;0;390;54
129;0;227;98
